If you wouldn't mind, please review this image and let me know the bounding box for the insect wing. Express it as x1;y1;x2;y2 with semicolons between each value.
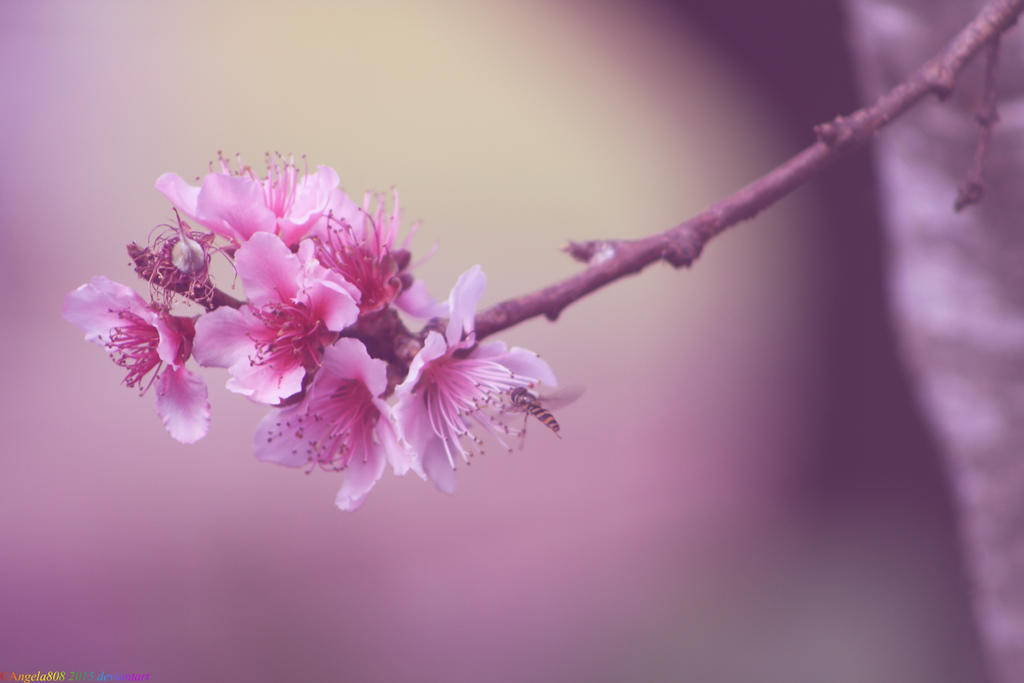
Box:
531;384;584;410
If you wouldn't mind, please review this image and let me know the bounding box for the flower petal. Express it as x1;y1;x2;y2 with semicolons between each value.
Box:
226;358;305;405
306;280;359;332
473;342;558;388
319;338;388;397
235;232;301;305
446;265;486;345
63;277;149;345
254;403;313;467
421;438;456;494
334;447;388;511
305;188;363;242
153;315;195;367
375;404;414;476
156;366;210;444
277;165;341;245
393;390;432;454
196;173;277;243
394;387;452;490
394;279;447;319
395;331;448;394
192;306;259;369
154;173;201;221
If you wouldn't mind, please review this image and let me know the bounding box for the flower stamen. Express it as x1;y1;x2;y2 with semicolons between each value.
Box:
315;214;403;314
418;355;537;467
107;310;163;394
248;301;329;371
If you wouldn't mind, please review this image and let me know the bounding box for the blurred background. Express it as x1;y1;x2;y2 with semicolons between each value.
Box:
1;0;986;680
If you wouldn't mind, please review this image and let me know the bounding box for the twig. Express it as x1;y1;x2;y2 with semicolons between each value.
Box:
955;36;1002;210
472;0;1023;341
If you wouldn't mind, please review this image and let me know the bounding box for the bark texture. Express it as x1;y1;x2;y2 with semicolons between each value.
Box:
846;2;1024;680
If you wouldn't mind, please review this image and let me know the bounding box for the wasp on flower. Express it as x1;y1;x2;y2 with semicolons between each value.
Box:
393;266;557;494
507;385;584;439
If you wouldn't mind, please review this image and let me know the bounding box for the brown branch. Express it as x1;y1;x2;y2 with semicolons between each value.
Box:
955;36;1003;211
472;0;1023;341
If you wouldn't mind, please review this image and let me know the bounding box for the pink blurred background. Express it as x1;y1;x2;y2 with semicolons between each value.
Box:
2;0;984;680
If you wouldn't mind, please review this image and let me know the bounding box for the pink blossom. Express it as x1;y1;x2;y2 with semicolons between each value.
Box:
63;276;210;443
155;152;341;247
255;338;410;510
192;232;359;405
394;266;556;493
313;189;444;318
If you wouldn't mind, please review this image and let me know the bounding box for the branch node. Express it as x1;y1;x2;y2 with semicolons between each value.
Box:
564;240;595;263
975;110;1000;126
927;68;957;100
954;182;984;211
814;117;844;146
663;241;699;268
565;240;618;265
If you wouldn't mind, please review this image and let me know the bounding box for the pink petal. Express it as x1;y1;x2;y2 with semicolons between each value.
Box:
306;280;359;332
393;390;432;453
421;439;456;494
394;279;447;319
328;188;363;227
374;404;414;476
153;315;193;366
63;277;149;345
292;165;339;221
395;331;448;394
235;232;301;305
154;173;201;221
276;217;313;251
254;403;312;467
156;366;210;444
192;306;260;369
394;388;451;491
318;265;362;303
473;342;558;388
319;338;388;397
277;165;340;245
446;265;486;345
305;188;362;242
226;358;305;405
334;447;388;511
295;238;317;264
196;173;276;243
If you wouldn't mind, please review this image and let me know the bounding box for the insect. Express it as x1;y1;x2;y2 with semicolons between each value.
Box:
508;385;583;439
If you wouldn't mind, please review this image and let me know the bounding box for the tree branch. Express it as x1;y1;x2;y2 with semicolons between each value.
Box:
473;0;1023;341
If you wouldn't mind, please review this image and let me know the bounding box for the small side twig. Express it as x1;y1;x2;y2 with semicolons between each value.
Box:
955;36;1002;211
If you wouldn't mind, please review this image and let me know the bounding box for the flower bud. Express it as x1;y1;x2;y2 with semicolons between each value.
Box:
172;234;206;273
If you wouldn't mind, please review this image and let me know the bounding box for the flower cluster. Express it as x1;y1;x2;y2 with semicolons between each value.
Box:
64;154;557;510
